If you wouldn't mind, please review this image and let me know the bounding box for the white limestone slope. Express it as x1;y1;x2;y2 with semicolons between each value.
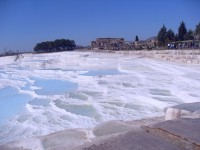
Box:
0;51;200;145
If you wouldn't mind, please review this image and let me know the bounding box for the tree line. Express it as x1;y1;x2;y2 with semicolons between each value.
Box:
157;21;200;47
34;39;76;53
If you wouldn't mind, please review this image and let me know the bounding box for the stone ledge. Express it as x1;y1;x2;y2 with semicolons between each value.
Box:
165;102;200;120
143;118;200;150
73;130;181;150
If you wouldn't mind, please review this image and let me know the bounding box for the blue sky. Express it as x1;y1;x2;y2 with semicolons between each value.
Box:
0;0;200;51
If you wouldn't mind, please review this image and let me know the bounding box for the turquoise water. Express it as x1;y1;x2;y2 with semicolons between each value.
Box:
0;78;78;125
33;78;78;95
81;69;122;76
0;87;32;125
28;98;50;107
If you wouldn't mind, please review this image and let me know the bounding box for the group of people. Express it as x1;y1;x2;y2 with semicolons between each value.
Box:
167;41;200;50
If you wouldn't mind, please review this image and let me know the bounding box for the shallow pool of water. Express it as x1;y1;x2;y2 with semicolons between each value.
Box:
0;87;32;125
81;69;122;76
33;78;78;95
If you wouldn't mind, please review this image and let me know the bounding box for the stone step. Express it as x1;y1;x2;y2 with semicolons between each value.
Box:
143;118;200;150
73;129;181;150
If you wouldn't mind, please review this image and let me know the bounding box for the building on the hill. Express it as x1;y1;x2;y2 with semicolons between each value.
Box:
91;37;158;50
91;38;127;50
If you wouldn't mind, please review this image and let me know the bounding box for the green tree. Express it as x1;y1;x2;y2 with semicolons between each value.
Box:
165;29;175;44
194;22;200;40
68;40;76;50
184;30;194;40
175;34;179;41
34;39;76;53
54;39;62;51
178;21;187;41
157;25;167;46
135;35;139;42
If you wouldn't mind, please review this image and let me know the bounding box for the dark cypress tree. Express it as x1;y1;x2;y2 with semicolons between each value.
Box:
157;25;167;46
135;35;139;42
195;22;200;40
165;29;175;43
178;21;187;41
184;30;194;40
